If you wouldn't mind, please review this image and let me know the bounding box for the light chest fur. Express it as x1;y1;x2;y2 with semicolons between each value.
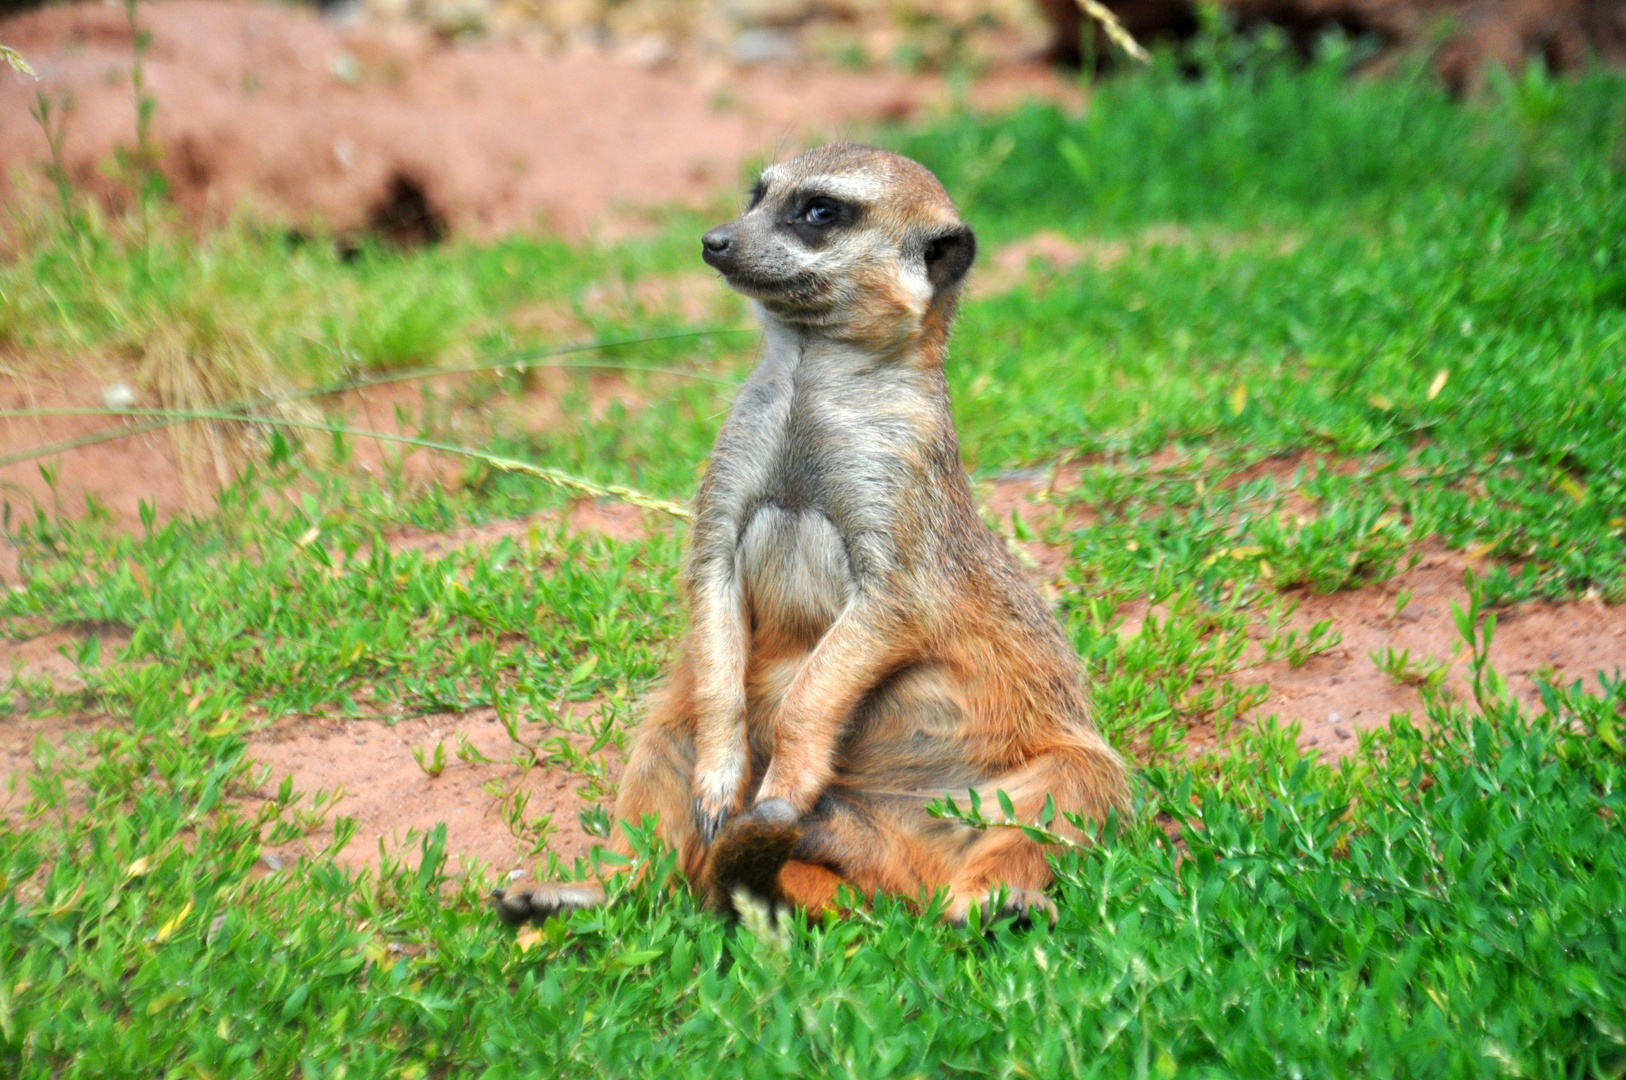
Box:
700;313;938;657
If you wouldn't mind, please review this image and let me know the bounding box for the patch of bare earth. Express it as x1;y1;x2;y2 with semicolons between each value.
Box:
0;0;1083;240
388;498;654;557
984;468;1626;761
0;626;130;829
0;589;637;885
0;364;670;560
0;712;95;821
0;372;196;566
0;624;131;691
978;462;1095;592
1247;547;1626;757
0;367;468;552
246;706;623;879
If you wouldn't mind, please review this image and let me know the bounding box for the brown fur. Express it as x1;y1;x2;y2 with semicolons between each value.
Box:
493;145;1130;929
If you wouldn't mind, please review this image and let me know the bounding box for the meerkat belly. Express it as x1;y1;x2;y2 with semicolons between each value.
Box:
737;503;855;654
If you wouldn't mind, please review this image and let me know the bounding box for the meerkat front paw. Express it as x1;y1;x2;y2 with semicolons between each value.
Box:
751;766;816;819
491;882;606;926
694;787;747;844
692;754;749;844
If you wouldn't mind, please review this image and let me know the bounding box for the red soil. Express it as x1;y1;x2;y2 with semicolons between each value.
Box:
247;705;623;878
0;0;1081;239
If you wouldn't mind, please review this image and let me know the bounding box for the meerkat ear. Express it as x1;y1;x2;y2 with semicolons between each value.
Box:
924;226;976;293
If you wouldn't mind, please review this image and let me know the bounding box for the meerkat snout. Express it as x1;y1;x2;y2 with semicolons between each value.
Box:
700;224;736;269
701;143;977;341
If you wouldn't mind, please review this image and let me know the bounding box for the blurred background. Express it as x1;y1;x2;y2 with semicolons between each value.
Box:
2;0;1622;244
0;0;1623;531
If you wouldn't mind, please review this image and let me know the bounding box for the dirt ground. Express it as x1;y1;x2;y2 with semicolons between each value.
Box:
0;0;1080;239
0;368;472;577
247;704;623;877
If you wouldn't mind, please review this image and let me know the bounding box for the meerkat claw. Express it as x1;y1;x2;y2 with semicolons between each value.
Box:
696;797;730;845
946;888;1056;931
999;889;1055;927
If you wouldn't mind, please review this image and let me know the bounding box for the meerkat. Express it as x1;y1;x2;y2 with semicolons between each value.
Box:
494;143;1129;927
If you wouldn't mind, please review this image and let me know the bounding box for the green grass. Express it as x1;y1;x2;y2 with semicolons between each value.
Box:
3;42;1626;1077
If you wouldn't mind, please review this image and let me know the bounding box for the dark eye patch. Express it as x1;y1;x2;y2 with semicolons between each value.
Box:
747;179;767;210
781;193;859;246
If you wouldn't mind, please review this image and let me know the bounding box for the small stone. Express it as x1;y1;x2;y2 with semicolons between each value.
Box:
260;853;284;871
1329;676;1343;685
102;382;138;410
1327;712;1343;725
619;33;671;69
733;28;796;64
1335;725;1352;739
330;51;361;85
354;736;367;745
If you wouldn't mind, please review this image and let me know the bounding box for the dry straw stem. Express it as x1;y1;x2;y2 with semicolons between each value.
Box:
0;406;693;520
136;312;319;492
1;42;35;76
0;330;745;469
1075;0;1151;62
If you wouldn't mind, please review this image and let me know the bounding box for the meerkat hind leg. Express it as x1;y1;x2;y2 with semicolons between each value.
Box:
613;660;712;881
942;741;1126;927
795;794;1053;929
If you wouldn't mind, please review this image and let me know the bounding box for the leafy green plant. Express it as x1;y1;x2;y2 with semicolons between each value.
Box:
578;803;613;839
1263;617;1342;668
1389;585;1415;621
1370;645;1449;691
453;730;491;766
411;741;448;779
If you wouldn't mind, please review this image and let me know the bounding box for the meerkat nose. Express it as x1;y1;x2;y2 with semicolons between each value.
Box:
702;225;737;269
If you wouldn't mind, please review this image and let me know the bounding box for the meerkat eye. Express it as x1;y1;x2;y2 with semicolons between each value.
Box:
802;198;840;226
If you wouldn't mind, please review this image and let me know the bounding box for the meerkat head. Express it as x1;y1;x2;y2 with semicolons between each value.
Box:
701;143;975;348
